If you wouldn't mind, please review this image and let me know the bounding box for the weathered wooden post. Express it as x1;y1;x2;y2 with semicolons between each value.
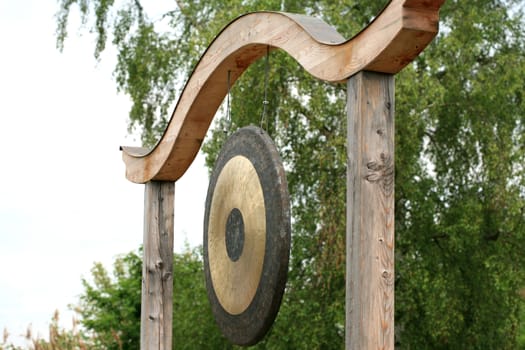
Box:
347;72;395;349
141;181;174;349
119;1;443;348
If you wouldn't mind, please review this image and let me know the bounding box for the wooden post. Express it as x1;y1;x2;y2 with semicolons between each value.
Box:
141;181;175;350
346;71;395;350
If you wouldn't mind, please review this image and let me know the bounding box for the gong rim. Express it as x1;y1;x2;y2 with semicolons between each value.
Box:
203;126;290;346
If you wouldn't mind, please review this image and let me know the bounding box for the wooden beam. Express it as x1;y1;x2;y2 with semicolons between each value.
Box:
346;71;395;350
120;1;444;184
141;181;175;350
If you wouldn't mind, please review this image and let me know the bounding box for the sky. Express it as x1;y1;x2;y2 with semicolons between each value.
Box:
0;0;208;344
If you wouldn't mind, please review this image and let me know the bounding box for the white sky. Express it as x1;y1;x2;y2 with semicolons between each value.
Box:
0;0;208;344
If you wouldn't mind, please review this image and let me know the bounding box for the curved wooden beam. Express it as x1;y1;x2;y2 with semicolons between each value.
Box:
121;0;444;183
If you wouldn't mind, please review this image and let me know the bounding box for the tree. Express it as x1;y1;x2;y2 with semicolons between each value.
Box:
56;0;525;348
393;2;525;347
75;248;231;349
76;249;142;349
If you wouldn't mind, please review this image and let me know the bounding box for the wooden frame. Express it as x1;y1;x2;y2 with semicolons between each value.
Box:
122;1;445;349
121;0;444;184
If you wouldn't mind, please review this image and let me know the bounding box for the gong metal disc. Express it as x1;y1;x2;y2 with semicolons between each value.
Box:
203;126;291;346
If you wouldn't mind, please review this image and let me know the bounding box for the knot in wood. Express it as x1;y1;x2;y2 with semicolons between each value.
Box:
162;272;172;281
381;270;394;286
155;260;164;269
365;153;394;196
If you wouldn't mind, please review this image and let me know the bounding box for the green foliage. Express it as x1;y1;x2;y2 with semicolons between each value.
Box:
56;0;525;348
393;1;525;347
520;291;525;349
171;248;232;349
77;250;142;349
74;248;232;350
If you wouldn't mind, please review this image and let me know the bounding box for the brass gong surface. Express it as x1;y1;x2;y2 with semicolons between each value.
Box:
203;126;290;346
207;155;266;314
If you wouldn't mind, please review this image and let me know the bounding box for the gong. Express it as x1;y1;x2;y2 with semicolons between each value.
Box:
203;126;291;346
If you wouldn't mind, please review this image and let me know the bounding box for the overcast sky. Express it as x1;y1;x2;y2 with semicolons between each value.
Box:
0;0;208;344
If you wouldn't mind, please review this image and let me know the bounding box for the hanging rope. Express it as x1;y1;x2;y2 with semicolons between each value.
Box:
260;46;270;131
224;70;232;134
